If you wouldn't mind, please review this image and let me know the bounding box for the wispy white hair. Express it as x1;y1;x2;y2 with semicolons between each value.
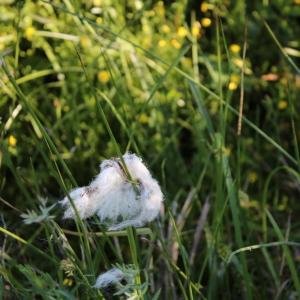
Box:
94;268;124;288
60;153;163;230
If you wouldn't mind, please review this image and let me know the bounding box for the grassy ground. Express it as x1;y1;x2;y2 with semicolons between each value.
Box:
1;0;300;299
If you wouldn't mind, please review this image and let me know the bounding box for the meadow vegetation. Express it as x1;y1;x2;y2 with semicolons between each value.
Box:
1;0;300;299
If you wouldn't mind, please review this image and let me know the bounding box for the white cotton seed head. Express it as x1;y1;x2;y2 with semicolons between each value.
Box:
60;187;94;219
94;268;124;288
60;153;163;230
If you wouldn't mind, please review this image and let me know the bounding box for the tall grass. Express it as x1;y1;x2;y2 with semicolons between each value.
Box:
1;0;300;299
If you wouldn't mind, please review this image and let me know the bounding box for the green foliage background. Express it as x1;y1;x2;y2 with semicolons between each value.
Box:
1;0;300;299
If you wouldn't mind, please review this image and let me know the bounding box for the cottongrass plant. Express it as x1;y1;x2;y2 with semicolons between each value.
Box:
60;153;163;230
94;268;126;289
94;264;137;288
60;153;163;296
94;264;147;298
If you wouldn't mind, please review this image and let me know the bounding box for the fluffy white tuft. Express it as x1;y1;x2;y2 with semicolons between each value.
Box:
94;268;124;288
60;153;163;230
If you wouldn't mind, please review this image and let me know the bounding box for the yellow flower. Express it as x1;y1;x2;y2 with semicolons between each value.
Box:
139;113;149;124
96;17;103;24
200;2;209;13
80;36;90;48
171;39;181;49
8;135;17;147
222;146;231;156
230;74;240;83
233;58;252;74
278;100;288;110
294;0;300;4
248;172;258;183
228;74;240;90
230;44;241;53
63;278;73;287
63;278;68;285
25;27;36;40
192;22;201;37
201;18;212;28
93;0;102;6
228;81;238;90
161;24;170;34
158;39;166;48
177;26;188;38
97;71;110;83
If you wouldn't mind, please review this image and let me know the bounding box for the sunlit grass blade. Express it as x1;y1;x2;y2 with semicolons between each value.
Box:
0;226;57;264
227;240;300;263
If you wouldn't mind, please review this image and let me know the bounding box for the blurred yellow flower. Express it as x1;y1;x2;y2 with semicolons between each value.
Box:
80;36;90;48
93;0;102;6
230;74;240;83
294;0;300;4
248;172;258;183
230;44;241;53
177;26;188;38
171;39;181;49
233;58;252;74
222;146;231;156
201;18;212;27
96;17;103;24
98;71;110;83
25;26;36;40
8;135;17;147
228;81;238;90
200;2;209;13
278;100;288;110
139;113;149;124
192;21;201;37
161;24;170;34
228;74;240;91
158;39;166;48
63;278;73;286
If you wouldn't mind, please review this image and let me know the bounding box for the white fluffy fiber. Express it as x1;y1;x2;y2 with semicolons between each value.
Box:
94;268;124;288
60;153;163;230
